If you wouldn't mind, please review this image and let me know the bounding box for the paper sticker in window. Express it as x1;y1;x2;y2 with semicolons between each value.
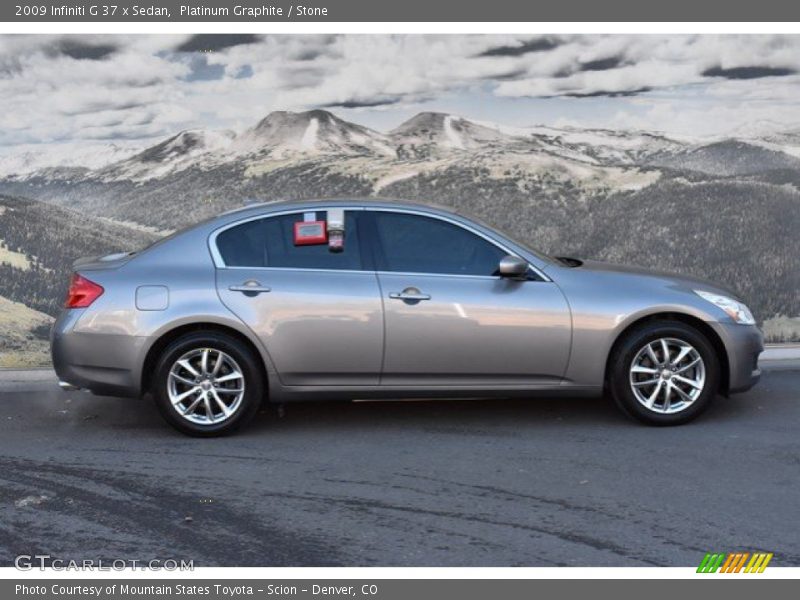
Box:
293;220;327;246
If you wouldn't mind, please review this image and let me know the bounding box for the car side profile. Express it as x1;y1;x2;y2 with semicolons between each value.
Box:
51;200;763;436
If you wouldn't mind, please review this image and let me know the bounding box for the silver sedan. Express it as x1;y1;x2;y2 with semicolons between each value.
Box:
51;200;763;436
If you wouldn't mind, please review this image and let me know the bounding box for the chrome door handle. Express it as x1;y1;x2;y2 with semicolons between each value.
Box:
389;289;431;302
229;281;271;294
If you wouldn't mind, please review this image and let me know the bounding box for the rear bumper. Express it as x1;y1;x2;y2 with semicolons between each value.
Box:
51;310;144;398
710;322;764;394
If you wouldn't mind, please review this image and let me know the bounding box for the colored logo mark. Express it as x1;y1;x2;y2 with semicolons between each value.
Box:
697;552;773;573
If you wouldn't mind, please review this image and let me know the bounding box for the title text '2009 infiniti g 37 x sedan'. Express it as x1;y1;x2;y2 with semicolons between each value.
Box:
51;200;763;436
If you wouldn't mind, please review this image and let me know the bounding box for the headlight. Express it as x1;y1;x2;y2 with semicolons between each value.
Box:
694;290;755;325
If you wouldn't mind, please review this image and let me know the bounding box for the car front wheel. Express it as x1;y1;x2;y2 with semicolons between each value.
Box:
153;331;264;436
608;321;720;425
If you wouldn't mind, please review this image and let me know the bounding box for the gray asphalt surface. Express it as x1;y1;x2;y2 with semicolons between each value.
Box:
0;367;798;567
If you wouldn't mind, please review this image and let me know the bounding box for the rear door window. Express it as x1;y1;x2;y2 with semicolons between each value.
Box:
215;210;363;270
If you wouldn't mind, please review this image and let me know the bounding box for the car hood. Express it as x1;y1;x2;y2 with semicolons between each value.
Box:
560;258;741;299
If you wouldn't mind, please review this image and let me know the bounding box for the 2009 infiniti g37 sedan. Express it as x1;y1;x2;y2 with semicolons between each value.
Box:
51;199;763;436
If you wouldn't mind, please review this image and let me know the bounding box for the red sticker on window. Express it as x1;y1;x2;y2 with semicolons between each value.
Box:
293;220;327;245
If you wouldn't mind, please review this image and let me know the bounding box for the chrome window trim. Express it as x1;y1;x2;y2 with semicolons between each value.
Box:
375;270;502;281
216;265;373;276
218;265;502;281
208;205;550;282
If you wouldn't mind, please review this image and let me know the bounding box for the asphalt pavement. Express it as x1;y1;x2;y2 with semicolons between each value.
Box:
0;363;798;567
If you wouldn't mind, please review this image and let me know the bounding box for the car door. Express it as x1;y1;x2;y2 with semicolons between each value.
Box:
368;210;571;386
214;208;384;386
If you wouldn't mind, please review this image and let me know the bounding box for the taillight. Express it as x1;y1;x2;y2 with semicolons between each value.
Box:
65;273;104;308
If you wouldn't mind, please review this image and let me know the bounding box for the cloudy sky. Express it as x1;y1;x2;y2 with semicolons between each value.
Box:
1;34;800;148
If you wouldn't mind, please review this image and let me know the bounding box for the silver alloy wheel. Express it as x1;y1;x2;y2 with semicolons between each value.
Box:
629;337;706;414
167;348;245;425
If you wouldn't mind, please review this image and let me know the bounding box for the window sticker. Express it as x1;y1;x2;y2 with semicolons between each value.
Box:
327;208;345;253
293;220;327;246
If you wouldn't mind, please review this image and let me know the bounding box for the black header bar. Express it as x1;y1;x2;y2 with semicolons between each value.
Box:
4;0;800;22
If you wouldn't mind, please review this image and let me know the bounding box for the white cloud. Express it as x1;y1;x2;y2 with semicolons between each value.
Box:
1;34;800;145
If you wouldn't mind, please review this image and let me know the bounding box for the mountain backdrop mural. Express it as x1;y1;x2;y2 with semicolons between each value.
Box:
1;107;798;365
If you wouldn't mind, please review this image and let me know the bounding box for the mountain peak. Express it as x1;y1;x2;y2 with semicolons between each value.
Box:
134;129;234;163
390;112;452;134
253;109;339;130
236;109;393;158
95;128;235;182
390;112;512;155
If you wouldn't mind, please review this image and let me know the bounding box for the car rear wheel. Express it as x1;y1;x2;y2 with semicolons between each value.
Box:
608;321;720;425
153;331;264;436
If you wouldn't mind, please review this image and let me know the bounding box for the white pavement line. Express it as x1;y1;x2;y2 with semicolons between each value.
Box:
0;368;57;382
762;344;800;361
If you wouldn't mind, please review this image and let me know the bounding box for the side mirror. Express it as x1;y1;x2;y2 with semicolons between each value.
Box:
498;255;529;279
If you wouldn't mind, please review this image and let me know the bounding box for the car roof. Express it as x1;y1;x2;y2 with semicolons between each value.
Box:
136;196;554;273
219;197;459;219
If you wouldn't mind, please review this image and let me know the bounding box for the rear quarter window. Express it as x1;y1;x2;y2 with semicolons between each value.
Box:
216;219;266;267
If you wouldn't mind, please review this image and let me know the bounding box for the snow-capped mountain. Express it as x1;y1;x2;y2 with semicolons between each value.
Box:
5;108;800;204
232;109;395;158
747;128;800;159
0;141;143;179
97;129;235;182
93;110;401;182
522;126;688;165
5;109;800;184
390;112;514;158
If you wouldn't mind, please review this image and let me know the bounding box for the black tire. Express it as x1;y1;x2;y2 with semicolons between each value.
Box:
152;331;265;437
608;320;720;426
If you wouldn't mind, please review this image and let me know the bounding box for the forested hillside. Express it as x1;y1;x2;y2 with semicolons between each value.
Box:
0;194;156;316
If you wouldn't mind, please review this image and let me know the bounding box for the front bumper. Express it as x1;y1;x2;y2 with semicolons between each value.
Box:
51;310;145;398
710;321;764;394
